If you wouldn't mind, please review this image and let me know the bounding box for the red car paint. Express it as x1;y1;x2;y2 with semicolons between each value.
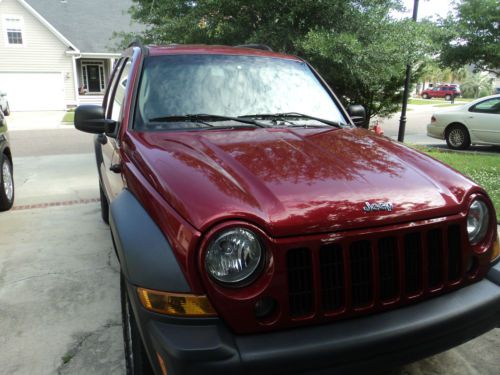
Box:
111;45;496;334
421;85;461;99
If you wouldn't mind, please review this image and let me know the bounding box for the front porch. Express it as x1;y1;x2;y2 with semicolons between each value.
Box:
78;94;104;106
74;56;116;106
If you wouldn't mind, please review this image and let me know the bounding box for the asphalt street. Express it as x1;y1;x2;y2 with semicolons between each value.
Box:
0;111;498;374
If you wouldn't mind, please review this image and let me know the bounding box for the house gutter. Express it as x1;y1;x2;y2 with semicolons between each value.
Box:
66;51;121;59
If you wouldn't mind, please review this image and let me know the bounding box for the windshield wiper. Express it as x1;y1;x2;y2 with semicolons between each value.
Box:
148;114;268;128
239;112;345;128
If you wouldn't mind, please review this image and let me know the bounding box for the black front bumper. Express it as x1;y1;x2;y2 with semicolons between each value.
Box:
130;263;500;375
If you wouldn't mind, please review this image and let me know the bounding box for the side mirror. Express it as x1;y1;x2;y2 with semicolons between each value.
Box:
74;105;116;134
347;104;367;128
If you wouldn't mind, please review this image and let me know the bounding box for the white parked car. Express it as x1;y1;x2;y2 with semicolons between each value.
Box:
427;94;500;150
0;90;10;116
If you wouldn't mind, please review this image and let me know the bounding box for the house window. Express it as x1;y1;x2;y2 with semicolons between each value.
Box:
4;17;24;46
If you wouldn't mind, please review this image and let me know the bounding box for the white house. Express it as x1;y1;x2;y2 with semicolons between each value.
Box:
0;0;141;111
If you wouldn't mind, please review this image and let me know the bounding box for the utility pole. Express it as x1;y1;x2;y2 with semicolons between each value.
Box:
397;0;420;142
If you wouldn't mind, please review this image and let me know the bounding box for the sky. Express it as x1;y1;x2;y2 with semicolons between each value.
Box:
395;0;456;21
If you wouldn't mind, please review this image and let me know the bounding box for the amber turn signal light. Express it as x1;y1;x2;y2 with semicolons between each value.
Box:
491;234;500;263
156;352;168;375
137;288;217;317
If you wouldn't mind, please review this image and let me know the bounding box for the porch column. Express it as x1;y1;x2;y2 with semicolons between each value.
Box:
72;55;79;106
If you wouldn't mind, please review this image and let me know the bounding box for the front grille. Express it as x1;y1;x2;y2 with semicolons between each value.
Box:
378;237;398;301
350;241;373;307
404;233;422;295
287;223;464;318
320;244;344;311
287;248;313;317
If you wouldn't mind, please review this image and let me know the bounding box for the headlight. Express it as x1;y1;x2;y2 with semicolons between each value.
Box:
205;227;263;285
467;200;490;245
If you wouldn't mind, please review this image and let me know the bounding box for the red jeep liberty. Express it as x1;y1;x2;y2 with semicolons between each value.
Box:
75;44;500;375
421;85;461;101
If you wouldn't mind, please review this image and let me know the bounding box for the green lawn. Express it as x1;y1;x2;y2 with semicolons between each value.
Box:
409;98;475;106
62;110;75;123
414;146;500;221
432;103;463;108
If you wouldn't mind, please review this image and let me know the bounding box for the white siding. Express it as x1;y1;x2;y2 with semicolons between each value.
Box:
0;0;76;105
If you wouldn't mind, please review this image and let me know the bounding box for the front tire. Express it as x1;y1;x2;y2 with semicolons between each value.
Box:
0;153;14;211
121;274;154;375
422;93;430;99
445;94;452;101
99;183;109;224
3;103;10;116
446;124;470;150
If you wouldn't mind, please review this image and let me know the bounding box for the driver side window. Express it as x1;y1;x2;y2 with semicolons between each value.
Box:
111;60;132;122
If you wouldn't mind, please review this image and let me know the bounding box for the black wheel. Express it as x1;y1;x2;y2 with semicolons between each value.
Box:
446;124;470;150
445;94;452;101
0;153;14;211
99;183;109;224
121;274;154;375
3;103;10;116
422;93;429;99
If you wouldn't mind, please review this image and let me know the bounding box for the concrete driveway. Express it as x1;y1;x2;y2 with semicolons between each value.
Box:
0;114;124;374
0;112;499;374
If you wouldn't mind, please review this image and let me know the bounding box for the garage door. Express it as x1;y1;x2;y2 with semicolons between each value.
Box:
0;72;65;111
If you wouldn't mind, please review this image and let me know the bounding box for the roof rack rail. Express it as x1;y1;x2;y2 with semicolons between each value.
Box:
235;44;273;52
127;40;144;49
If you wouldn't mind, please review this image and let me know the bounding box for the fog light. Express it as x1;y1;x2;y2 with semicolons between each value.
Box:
137;288;217;317
254;297;277;319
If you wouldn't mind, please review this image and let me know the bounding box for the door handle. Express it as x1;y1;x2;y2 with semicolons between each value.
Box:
97;133;107;145
110;164;122;173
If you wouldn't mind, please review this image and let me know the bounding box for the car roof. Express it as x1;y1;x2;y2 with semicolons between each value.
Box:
147;44;302;61
468;93;500;104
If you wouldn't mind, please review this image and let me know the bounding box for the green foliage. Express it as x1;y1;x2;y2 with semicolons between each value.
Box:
121;0;439;119
415;146;500;221
439;0;500;75
460;72;494;98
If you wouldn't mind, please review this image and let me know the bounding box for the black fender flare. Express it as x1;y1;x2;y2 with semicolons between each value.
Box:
110;189;191;292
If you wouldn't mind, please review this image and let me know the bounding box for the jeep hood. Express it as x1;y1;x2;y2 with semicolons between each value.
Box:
133;128;476;236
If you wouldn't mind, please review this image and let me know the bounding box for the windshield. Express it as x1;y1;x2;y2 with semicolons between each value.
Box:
136;54;347;130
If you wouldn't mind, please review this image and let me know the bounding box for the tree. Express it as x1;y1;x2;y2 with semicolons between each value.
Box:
120;0;438;119
461;72;494;98
439;0;500;76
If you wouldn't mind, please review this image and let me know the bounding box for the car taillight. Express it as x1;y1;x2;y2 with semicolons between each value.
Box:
431;116;436;123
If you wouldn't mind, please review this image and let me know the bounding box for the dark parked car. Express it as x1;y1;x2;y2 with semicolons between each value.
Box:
0;111;14;211
421;85;461;100
0;90;10;116
75;44;500;375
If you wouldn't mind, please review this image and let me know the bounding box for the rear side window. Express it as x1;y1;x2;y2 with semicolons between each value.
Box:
470;98;500;114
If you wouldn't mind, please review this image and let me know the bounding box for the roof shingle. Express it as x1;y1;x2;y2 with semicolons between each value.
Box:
25;0;143;53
